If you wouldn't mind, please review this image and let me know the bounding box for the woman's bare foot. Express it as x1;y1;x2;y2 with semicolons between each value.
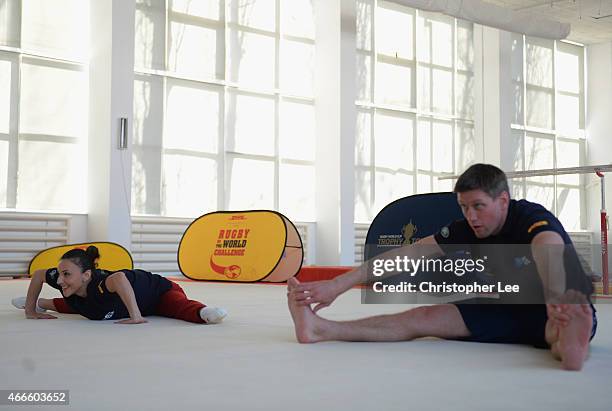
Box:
11;296;48;313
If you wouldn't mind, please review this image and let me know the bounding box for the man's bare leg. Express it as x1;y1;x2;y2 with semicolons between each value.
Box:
287;278;470;343
545;295;592;371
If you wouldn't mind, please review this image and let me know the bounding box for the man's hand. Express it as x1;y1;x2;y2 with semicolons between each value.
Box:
546;290;589;328
115;317;148;325
546;304;570;328
289;279;342;312
25;312;57;320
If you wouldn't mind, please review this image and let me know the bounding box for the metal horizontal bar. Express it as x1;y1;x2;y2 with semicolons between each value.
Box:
0;237;67;242
0;268;27;276
134;256;176;264
132;265;181;273
0;257;30;264
131;238;180;244
131;248;178;254
0;214;70;221
438;164;612;180
132;227;185;234
131;216;191;225
0;248;42;253
0;226;67;232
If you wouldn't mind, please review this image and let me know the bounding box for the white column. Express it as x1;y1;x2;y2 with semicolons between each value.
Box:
473;25;505;167
586;42;612;237
481;26;502;166
88;0;135;249
314;0;356;265
498;29;515;171
472;24;484;165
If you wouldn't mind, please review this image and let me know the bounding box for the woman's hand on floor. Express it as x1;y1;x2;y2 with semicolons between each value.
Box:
115;317;148;324
25;312;57;320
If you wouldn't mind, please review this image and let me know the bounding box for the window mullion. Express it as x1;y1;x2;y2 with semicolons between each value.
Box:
6;52;20;209
164;0;169;73
552;40;559;216
274;0;280;211
521;35;527;196
159;75;168;214
5;0;25;208
17;0;23;49
220;0;230;210
414;8;419;192
158;0;169;214
371;1;377;211
451;18;457;180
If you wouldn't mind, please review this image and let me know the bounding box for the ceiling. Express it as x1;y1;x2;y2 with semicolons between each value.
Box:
486;0;612;44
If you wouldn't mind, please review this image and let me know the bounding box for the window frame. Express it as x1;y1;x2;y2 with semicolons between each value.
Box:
354;0;475;223
132;0;316;220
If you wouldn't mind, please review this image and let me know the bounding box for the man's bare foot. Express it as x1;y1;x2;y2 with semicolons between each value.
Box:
287;278;326;343
545;319;561;360
556;296;592;371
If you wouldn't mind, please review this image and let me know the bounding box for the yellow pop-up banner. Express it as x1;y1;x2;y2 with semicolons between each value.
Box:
178;210;303;282
28;242;133;276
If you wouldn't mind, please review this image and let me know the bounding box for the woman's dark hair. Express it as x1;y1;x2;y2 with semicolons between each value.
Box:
454;163;509;199
60;246;100;272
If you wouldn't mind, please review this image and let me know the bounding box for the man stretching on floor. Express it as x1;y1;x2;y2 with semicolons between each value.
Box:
287;163;597;371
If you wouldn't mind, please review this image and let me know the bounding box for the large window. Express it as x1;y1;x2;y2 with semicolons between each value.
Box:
354;0;476;222
506;35;586;230
0;0;89;212
132;0;316;221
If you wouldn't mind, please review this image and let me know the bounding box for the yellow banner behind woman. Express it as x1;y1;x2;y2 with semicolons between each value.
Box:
178;210;303;282
29;242;133;276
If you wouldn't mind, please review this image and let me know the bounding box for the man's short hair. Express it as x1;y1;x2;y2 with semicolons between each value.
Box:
454;163;510;198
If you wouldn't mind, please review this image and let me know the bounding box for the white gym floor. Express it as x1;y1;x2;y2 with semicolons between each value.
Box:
1;278;611;411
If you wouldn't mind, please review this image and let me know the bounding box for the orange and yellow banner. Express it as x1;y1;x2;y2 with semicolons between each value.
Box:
29;242;133;276
178;210;303;282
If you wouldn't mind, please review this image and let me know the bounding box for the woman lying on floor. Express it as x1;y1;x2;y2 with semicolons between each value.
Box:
13;246;227;325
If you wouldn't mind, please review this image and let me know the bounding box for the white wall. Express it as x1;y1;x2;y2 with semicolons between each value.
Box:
67;214;88;243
